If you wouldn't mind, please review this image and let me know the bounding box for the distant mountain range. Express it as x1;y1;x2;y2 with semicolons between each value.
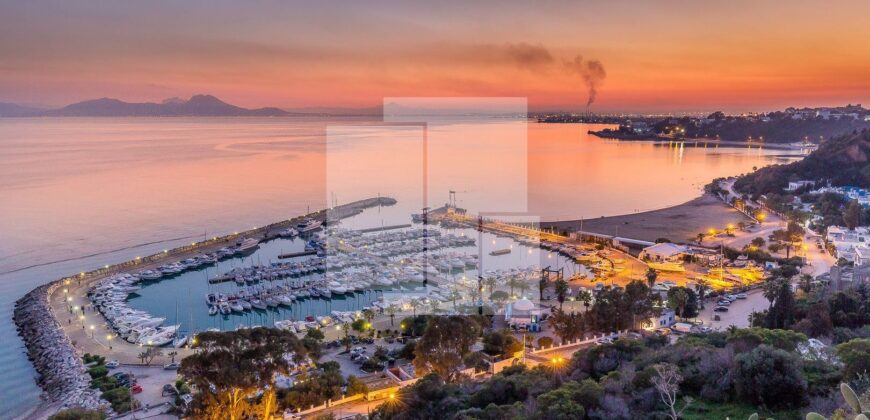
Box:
0;95;387;117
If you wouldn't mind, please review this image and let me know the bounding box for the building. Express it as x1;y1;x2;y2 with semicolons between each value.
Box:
639;242;688;262
648;309;676;329
826;226;870;262
785;180;814;192
504;298;547;328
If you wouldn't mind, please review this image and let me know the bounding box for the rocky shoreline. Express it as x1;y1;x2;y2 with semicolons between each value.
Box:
14;280;109;416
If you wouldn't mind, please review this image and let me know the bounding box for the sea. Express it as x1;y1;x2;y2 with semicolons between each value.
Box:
0;117;801;417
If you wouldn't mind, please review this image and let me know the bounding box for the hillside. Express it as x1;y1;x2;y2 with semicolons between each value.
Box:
734;129;870;195
0;102;45;117
0;95;292;117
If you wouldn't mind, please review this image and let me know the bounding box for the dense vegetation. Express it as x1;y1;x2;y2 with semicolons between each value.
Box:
371;282;870;420
734;130;870;195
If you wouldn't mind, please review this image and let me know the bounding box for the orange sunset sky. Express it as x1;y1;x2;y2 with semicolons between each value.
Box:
1;0;869;113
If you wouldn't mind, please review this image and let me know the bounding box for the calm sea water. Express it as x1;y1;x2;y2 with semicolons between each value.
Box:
0;117;800;416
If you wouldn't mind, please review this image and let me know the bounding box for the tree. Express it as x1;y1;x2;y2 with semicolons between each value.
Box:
536;387;586;420
386;304;398;326
554;279;569;310
696;233;704;244
694;278;710;310
733;344;807;409
180;328;307;420
167;351;178;364
345;375;369;397
549;309;585;342
836;338;870;380
625;280;654;329
646;267;658;288
765;281;795;329
482;329;523;358
485;276;497;297
138;347;162;366
578;290;593;313
667;287;698;320
651;363;692;420
751;236;766;247
352;318;369;336
537;336;554;348
413;316;483;382
844;199;863;230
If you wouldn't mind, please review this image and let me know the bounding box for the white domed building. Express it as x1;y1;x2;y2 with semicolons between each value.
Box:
504;298;547;329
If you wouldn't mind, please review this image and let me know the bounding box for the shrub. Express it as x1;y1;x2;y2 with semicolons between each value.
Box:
733;345;807;409
87;365;108;379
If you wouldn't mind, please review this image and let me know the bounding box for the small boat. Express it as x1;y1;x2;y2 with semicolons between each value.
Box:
208;306;218;316
172;335;189;348
490;248;511;256
235;238;260;254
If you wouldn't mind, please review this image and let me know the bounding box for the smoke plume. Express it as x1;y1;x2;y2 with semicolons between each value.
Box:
565;55;607;108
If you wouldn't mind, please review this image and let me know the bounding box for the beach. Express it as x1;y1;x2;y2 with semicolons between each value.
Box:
543;193;752;244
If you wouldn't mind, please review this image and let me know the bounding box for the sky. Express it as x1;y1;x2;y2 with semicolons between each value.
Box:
1;0;869;113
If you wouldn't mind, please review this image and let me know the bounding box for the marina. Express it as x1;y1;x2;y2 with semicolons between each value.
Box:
76;201;593;353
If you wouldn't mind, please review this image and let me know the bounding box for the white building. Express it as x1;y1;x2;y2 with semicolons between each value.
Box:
505;298;546;328
826;226;870;262
639;243;688;262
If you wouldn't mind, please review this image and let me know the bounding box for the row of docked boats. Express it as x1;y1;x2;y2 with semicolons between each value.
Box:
88;273;189;347
138;237;260;281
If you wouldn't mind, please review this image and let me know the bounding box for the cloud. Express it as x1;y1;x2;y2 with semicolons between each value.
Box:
504;42;554;70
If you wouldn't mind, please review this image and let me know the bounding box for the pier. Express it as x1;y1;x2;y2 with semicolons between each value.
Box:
278;250;319;260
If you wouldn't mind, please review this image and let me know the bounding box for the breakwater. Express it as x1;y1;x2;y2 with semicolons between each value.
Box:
13;196;395;416
13;282;107;415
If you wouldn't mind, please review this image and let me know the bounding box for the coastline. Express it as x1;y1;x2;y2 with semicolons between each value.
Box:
542;193;752;244
13;196;396;418
588;130;813;150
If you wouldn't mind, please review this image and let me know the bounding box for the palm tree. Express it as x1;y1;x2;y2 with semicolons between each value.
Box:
696;233;704;244
668;288;689;320
646;267;658;289
168;351;178;364
518;281;529;299
508;276;519;298
484;276;497;296
694;278;709;309
410;299;421;317
578;290;592;312
386;304;398;326
554;279;569;311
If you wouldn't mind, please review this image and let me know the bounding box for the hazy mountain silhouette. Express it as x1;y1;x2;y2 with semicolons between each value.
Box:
0;95;293;117
0;102;45;117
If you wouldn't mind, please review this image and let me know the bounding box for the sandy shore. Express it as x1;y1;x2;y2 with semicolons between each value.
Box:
543;193;752;244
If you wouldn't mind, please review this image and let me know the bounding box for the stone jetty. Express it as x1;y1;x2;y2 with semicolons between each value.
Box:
14;281;108;414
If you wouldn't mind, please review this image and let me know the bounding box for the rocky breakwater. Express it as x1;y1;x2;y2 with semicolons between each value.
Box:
14;280;108;415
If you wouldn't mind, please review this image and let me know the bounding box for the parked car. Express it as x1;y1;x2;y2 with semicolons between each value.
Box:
105;360;120;369
162;384;178;396
655;328;671;336
736;293;747;299
164;362;180;370
714;306;729;312
130;384;143;394
717;300;731;306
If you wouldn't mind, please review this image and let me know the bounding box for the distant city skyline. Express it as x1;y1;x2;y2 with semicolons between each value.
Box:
2;0;869;113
